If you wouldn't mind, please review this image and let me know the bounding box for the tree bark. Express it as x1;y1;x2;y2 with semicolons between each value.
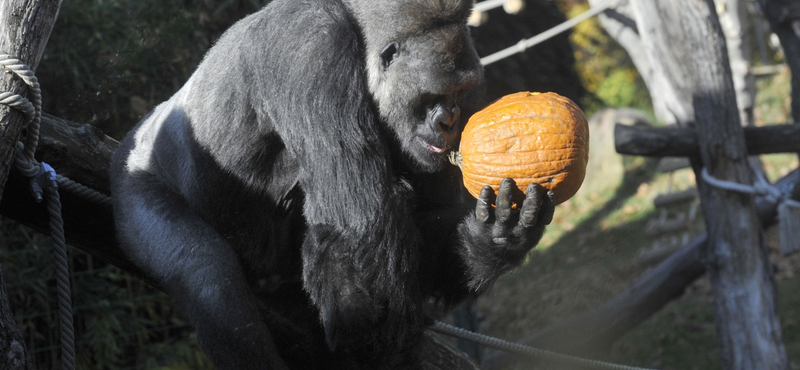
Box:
0;0;62;200
0;263;29;370
715;0;756;128
0;1;62;369
589;0;694;125
630;1;788;369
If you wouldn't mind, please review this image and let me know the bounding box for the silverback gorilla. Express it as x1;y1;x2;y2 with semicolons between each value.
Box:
110;0;554;369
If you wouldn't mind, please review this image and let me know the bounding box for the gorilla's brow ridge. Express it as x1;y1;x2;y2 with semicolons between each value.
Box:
408;0;472;27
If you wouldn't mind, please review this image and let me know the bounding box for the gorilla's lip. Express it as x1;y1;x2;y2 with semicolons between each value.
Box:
416;136;450;154
423;141;447;153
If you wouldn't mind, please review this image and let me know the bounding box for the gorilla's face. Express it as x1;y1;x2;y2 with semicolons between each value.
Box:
361;1;484;172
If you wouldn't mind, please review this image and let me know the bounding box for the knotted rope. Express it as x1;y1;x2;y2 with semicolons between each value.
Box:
1;54;76;370
701;167;800;255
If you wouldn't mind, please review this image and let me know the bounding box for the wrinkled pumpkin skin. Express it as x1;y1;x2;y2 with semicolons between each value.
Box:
459;91;589;205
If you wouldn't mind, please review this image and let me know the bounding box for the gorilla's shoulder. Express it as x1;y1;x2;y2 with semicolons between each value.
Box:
230;0;355;38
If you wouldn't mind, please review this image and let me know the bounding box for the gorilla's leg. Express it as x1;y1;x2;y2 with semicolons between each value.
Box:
113;174;286;370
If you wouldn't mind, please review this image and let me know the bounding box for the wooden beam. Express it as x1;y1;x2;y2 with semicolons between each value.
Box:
615;123;800;157
0;114;135;279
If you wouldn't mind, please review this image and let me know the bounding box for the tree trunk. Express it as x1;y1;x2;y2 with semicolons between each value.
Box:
0;1;62;369
589;0;693;125
0;263;30;370
0;0;62;200
715;0;756;128
631;1;788;369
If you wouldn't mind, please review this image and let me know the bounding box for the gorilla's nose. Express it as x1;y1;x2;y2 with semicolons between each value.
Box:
432;95;460;132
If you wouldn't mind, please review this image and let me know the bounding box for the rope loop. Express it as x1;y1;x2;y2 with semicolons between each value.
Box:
1;54;42;160
701;166;800;256
700;167;799;209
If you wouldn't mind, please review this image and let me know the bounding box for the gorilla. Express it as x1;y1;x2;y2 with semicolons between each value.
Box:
109;0;554;369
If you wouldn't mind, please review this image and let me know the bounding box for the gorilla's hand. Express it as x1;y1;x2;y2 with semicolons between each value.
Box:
457;178;555;292
474;178;554;246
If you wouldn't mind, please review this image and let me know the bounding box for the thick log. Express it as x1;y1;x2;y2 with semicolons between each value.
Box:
615;123;800;157
483;167;800;370
0;114;137;277
36;113;117;193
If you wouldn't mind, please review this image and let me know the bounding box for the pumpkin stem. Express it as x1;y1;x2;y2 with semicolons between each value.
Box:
448;151;462;168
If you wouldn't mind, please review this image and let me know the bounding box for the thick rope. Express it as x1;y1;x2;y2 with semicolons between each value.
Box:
1;55;76;370
56;174;113;207
45;175;76;370
430;321;659;370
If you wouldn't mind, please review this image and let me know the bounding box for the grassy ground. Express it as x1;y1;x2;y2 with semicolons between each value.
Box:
475;69;799;369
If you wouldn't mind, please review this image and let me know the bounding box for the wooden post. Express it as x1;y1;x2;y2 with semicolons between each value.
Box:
0;1;62;369
631;1;788;369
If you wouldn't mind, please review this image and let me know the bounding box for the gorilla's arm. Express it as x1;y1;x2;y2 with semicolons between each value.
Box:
416;175;554;306
247;2;424;359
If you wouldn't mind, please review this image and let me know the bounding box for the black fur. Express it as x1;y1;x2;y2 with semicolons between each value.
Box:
109;0;553;369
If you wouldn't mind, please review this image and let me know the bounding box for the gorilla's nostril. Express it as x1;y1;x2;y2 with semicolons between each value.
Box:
438;109;455;130
426;96;461;133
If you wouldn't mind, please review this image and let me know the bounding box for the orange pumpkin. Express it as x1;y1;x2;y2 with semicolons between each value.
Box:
452;91;589;206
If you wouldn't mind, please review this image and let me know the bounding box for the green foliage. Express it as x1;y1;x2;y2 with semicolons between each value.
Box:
595;69;650;111
557;1;652;117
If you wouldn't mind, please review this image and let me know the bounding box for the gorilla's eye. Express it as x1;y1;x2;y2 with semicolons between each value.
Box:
380;42;399;69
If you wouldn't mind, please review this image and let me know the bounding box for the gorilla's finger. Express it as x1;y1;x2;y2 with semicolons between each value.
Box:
540;190;556;225
475;185;493;223
494;178;515;225
519;183;544;228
